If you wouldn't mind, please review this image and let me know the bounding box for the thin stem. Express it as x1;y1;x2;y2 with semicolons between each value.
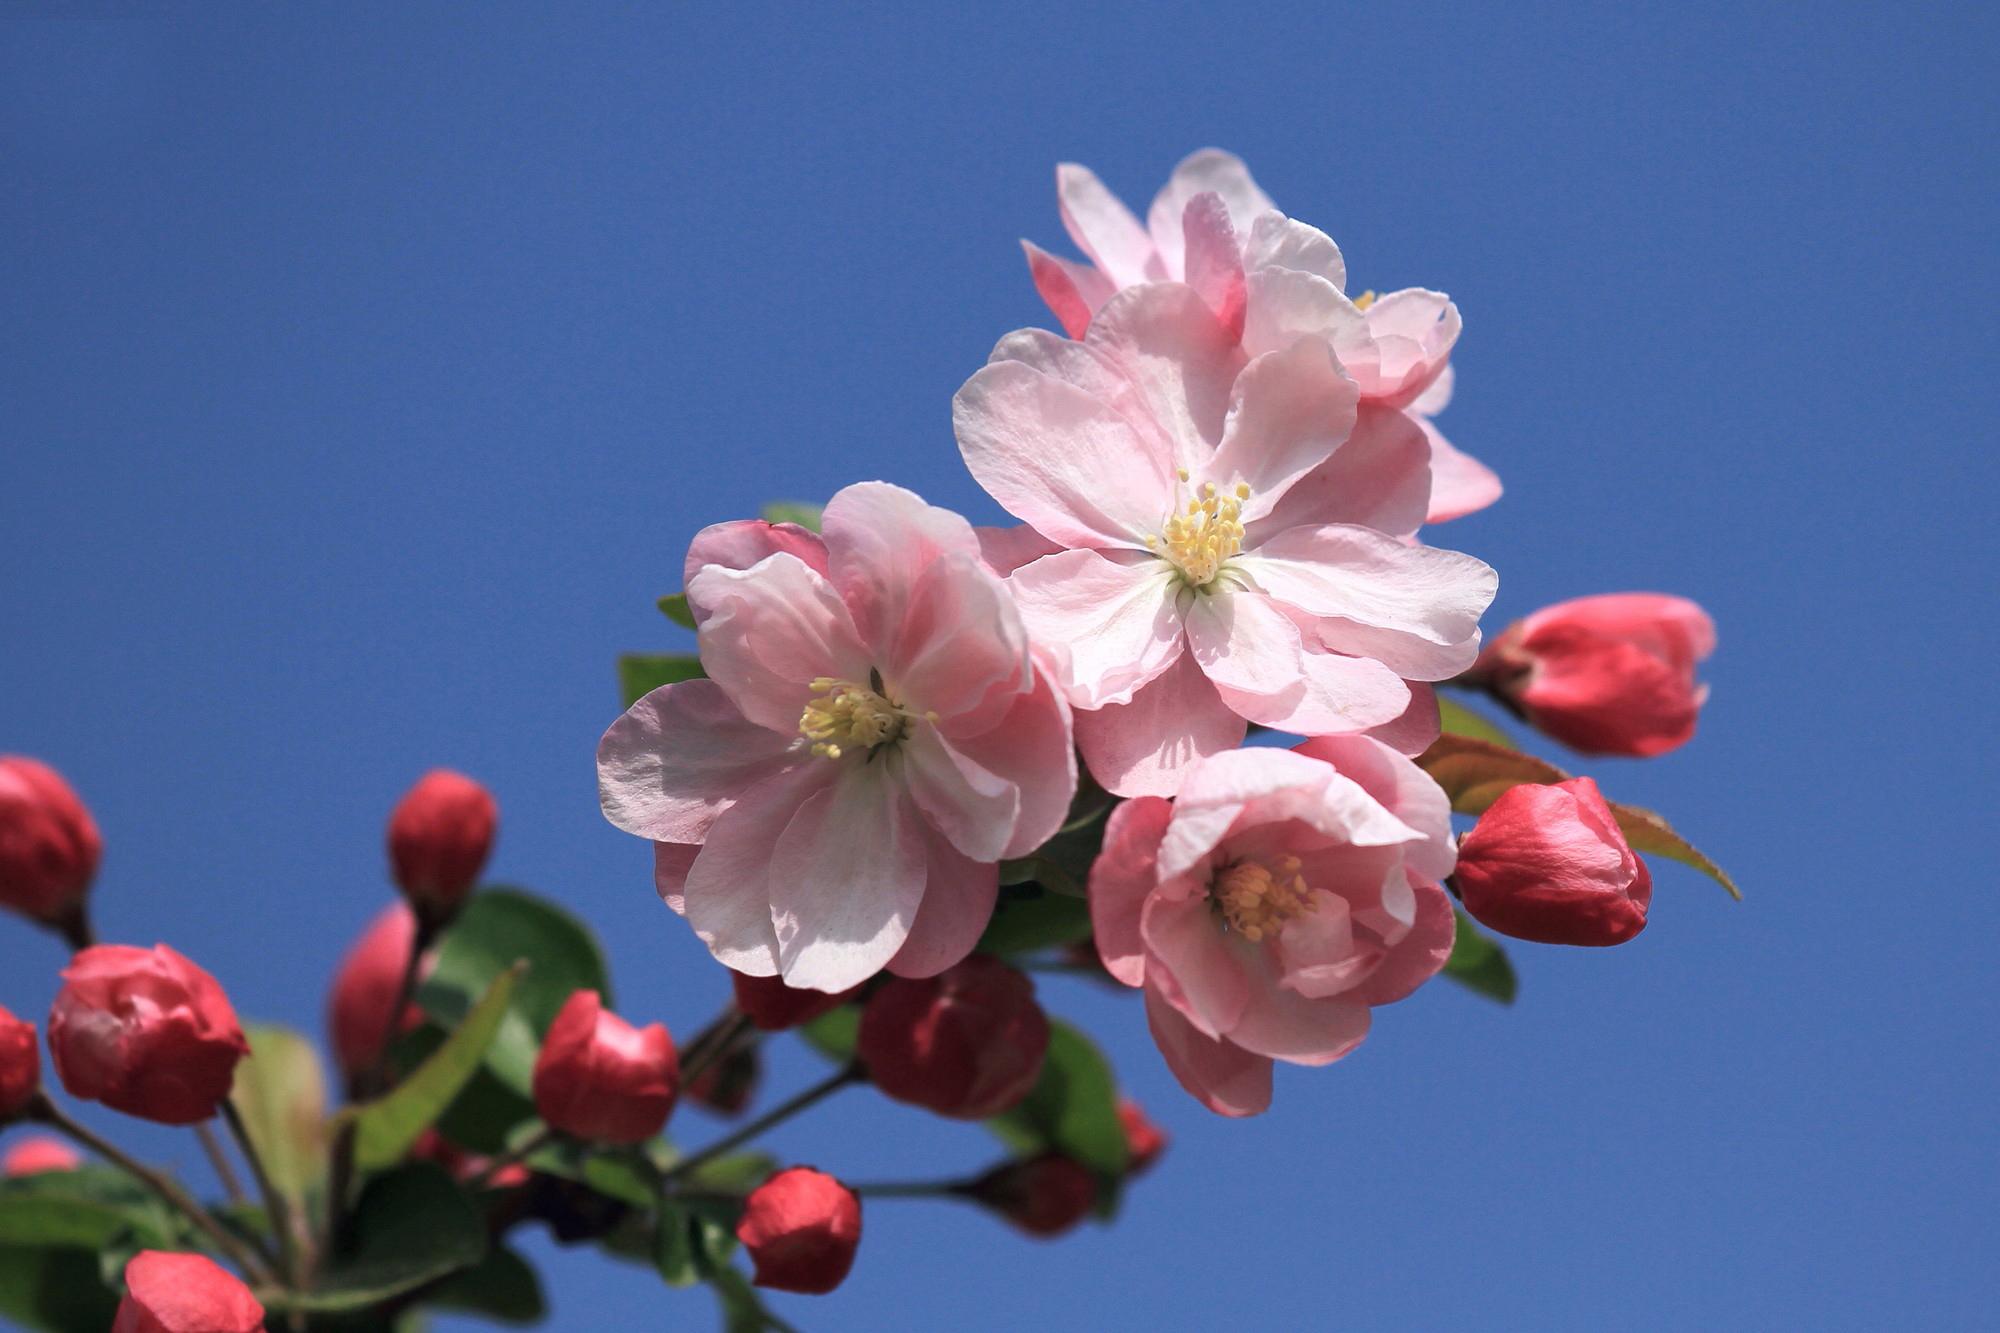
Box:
221;1100;304;1286
352;915;436;1101
661;1065;862;1188
195;1122;249;1206
32;1095;279;1288
678;1011;755;1089
848;1178;974;1199
465;1124;554;1192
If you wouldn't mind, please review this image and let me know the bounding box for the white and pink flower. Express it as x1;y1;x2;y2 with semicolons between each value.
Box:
597;483;1075;992
954;283;1496;797
1088;739;1459;1117
1023;149;1499;524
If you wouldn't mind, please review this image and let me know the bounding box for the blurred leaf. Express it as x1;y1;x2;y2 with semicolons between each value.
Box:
1436;694;1515;746
658;592;696;629
618;653;705;708
986;1019;1128;1181
0;1245;120;1332
760;500;823;531
424;1243;546;1324
521;1138;662;1210
977;887;1092;956
229;1023;330;1208
0;1168;179;1252
1441;909;1518;1004
348;964;521;1172
798;1008;859;1063
0;1195;155;1250
654;1201;703;1288
710;1263;797;1332
682;1152;773;1196
997;853;1083;899
1417;735;1740;900
291;1164;485;1311
418;888;613;1095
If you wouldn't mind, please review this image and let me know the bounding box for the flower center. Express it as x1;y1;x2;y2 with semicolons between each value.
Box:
1211;856;1315;943
1149;470;1249;590
1352;289;1376;310
798;673;927;760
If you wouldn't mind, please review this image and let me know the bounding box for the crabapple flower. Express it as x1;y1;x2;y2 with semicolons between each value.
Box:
532;990;678;1144
0;1006;38;1120
114;1251;266;1333
1469;593;1717;757
737;1166;862;1295
2;1136;79;1176
0;755;101;927
1023;149;1497;524
1089;741;1458;1116
954;284;1495;795
48;945;249;1126
597;482;1075;992
1454;777;1652;946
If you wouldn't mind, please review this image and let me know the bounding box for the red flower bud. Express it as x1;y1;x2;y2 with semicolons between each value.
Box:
0;756;101;925
1455;777;1652;946
856;955;1048;1120
48;945;250;1125
2;1135;79;1176
1472;594;1715;757
325;903;425;1080
113;1251;266;1333
731;969;860;1032
1117;1098;1167;1177
686;1040;761;1117
736;1166;861;1294
387;769;497;915
969;1154;1098;1237
532;990;677;1144
0;1006;38;1121
411;1128;530;1189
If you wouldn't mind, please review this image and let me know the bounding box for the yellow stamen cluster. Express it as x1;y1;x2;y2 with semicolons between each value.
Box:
799;677;910;759
1352;289;1377;311
1212;856;1315;943
1148;469;1249;589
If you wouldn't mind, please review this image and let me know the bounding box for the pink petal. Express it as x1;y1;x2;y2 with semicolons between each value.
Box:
820;481;983;658
1353;289;1461;409
1144;984;1271;1117
1082;284;1246;477
684;519;830;600
683;762;836;976
1421;416;1503;523
1188;592;1411;734
1089;796;1174;987
946;665;1076;859
1292;733;1457;882
975;523;1062;577
1274;891;1373;998
689;552;872;733
953;360;1176;550
1022;239;1114;339
1057;162;1161;289
885;551;1031;734
1247;403;1434;543
1226;973;1371;1066
1146;149;1276;274
1073;651;1246;798
769;768;927;991
1409;363;1455;416
1241;267;1370;361
1204;336;1357;523
653;841;698;915
1180;193;1246;339
1142;893;1252;1037
886;823;1000;979
1155;746;1345;878
1009;550;1184;709
1349;879;1456;1006
901;725;1019;864
1243;212;1346;289
597;679;797;843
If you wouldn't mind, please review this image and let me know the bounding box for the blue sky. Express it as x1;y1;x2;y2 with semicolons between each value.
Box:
2;4;1995;1328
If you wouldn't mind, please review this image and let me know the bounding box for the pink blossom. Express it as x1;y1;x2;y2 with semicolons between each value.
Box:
1089;740;1458;1116
597;483;1074;992
954;284;1494;796
1022;149;1498;523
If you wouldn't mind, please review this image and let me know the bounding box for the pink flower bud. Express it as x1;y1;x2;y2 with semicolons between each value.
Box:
969;1154;1098;1237
736;1166;862;1294
387;769;497;915
0;1006;39;1120
0;756;102;925
48;945;250;1125
113;1251;266;1333
531;990;678;1144
1454;777;1653;946
1473;593;1715;757
1117;1098;1167;1177
856;955;1049;1120
2;1135;79;1176
324;903;425;1080
730;969;860;1032
685;1040;760;1117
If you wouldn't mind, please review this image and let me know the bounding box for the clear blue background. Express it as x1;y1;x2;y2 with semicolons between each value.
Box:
3;4;1995;1329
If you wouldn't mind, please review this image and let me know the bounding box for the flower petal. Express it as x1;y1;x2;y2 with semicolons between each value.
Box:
820;481;982;659
1057;162;1160;288
1146;148;1276;274
1144;984;1271;1117
901;725;1019;864
1022;239;1114;339
682;762;836;976
1243;211;1346;289
1142;893;1251;1037
885;550;1030;733
946;664;1076;859
1349;879;1456;1006
886;823;999;979
653;841;697;915
597;679;797;843
1009;550;1184;709
1247;403;1434;543
1291;733;1456;882
1089;796;1173;987
975;523;1063;577
1074;650;1246;798
1180;193;1246;339
1203;336;1358;523
1241;267;1370;361
1226;976;1371;1067
768;767;927;991
1421;417;1503;523
689;552;872;733
684;519;830;601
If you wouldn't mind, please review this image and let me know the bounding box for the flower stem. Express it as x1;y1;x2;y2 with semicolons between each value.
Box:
221;1100;306;1286
848;1178;974;1199
32;1095;280;1288
661;1064;862;1188
677;1010;756;1089
353;915;437;1101
194;1121;249;1206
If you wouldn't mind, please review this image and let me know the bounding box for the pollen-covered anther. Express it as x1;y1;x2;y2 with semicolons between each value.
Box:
799;677;913;759
1152;478;1250;589
1212;856;1315;942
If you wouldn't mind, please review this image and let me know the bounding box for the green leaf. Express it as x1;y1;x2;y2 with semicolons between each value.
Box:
682;1152;774;1196
1437;693;1515;746
291;1164;486;1312
519;1138;662;1209
418;888;613;1095
710;1263;797;1332
619;653;706;708
348;963;522;1172
0;1168;180;1252
654;1201;703;1288
424;1243;546;1324
760;500;823;531
658;592;697;629
986;1019;1127;1180
977;887;1093;956
1417;735;1741;900
0;1245;120;1332
228;1023;329;1208
1441;909;1518;1003
798;1007;859;1063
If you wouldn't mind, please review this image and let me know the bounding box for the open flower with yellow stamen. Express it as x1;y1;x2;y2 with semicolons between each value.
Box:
1088;739;1459;1117
954;282;1496;797
596;482;1075;992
